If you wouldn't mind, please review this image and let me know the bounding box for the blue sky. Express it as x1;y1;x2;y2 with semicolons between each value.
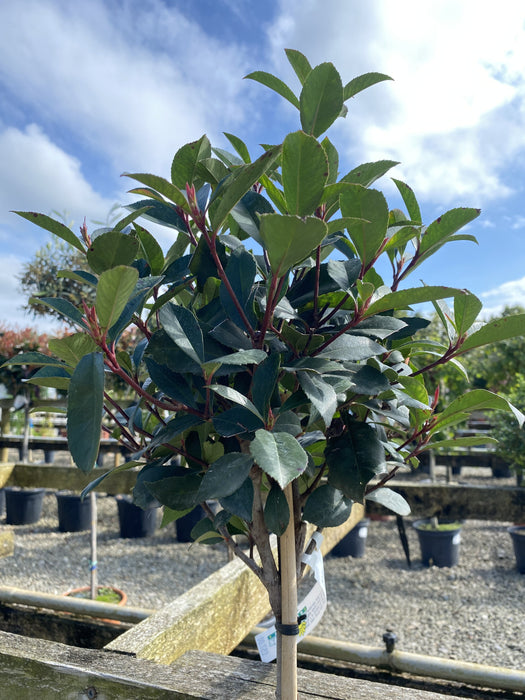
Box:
1;0;525;331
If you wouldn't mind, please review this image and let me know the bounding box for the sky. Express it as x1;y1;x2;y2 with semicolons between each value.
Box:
1;0;525;332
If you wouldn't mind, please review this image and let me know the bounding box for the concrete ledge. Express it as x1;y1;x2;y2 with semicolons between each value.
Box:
0;529;14;559
0;630;466;699
0;463;136;494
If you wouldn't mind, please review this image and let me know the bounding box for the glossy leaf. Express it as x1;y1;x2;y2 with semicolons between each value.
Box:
223;132;251;163
321;136;339;184
230;190;274;246
340;186;388;267
365;487;410;516
264;483;290;535
210;384;264;421
126;199;188;233
14;211;85;253
285;48;312;84
219;477;254;522
453;292;483;337
171;135;211;189
250;429;308;488
87;231;139;274
208;145;282;231
219;248;257;327
1;351;65;369
95;266;139;330
135;225;164;275
300;62;343;137
341;160;400;188
48;334;97;367
434;389;524;429
251;353;280;419
282;131;328;216
392;179;422;224
298;371;337;427
317;334;384;361
159;303;204;365
365;286;466;317
30;297;87;328
198;453;254;501
145;358;197;408
343;72;393;101
67;352;104;473
244;70;299;108
145;473;201;511
213;406;265;437
418;208;480;260
303;484;353;528
458;313;525;354
326;421;386;503
259;214;327;275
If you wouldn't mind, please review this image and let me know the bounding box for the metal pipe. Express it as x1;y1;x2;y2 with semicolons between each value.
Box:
0;586;154;624
246;628;525;693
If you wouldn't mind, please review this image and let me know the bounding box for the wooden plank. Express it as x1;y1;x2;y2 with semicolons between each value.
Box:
0;529;14;558
107;504;365;664
366;481;525;521
0;463;136;494
0;630;466;699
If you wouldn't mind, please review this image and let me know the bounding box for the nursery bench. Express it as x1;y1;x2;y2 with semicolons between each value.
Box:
0;434;123;466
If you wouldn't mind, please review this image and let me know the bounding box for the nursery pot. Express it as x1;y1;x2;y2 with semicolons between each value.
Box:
4;487;45;525
55;491;91;532
331;518;370;558
0;488;5;518
491;457;512;478
413;519;462;567
175;505;205;542
64;585;127;624
116;495;158;538
508;526;525;574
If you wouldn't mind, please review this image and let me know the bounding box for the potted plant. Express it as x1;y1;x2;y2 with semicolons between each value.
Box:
508;525;525;573
491;374;525;486
412;517;463;567
4;486;45;525
55;490;92;532
6;49;525;698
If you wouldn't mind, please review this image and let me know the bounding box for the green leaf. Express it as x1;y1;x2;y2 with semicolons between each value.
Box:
282;131;328;216
219;248;257;327
95;266;139;330
159;303;204;365
230;190;274;246
197;453;254;501
339;186;388;267
25;366;70;390
251;353;280;419
343;72;393;101
391;179;422;224
259;214;327;275
264;483;290;536
223;132;251;164
298;371;337;427
145;473;201;511
145;358;197;408
134;225;165;274
326;421;386;503
1;351;64;369
300;62;343;137
208;145;282;231
303;484;353;528
341;160;400;188
317;334;384;361
29;297;87;328
67;352;104;473
244;70;299;109
219;477;254;521
210;384;264;422
458;313;525;354
273;411;302;437
418;208;480;260
126;199;188;233
365;286;466;317
123;173;189;210
87;231;139;273
285;48;312;85
48;334;97;367
320;136;339;185
14;211;85;253
365;487;410;516
213;406;265;437
171;135;211;189
434;389;525;429
250;429;308;488
453;292;482;337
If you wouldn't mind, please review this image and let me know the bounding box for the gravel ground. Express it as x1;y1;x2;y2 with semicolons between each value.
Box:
0;460;523;674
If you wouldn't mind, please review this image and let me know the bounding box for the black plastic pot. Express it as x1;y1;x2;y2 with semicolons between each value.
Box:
5;487;45;525
116;495;158;538
508;526;525;574
331;518;370;558
55;491;91;532
175;505;205;543
0;489;5;518
491;457;512;478
44;450;55;464
413;519;462;567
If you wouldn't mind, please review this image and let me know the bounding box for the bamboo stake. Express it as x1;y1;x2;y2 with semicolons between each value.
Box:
89;492;98;599
276;482;298;700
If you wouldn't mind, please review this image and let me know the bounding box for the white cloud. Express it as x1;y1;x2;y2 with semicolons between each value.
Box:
267;0;525;204
480;276;525;317
0;0;251;177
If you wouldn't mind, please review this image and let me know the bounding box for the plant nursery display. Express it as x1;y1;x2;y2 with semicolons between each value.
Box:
6;49;525;698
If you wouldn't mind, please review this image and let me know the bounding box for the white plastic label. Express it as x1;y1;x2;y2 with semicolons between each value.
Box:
255;532;327;663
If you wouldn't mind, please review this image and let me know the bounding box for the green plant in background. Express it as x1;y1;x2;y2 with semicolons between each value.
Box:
492;373;525;485
5;50;525;697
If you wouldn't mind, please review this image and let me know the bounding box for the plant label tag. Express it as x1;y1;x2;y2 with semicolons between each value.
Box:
255;533;327;663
